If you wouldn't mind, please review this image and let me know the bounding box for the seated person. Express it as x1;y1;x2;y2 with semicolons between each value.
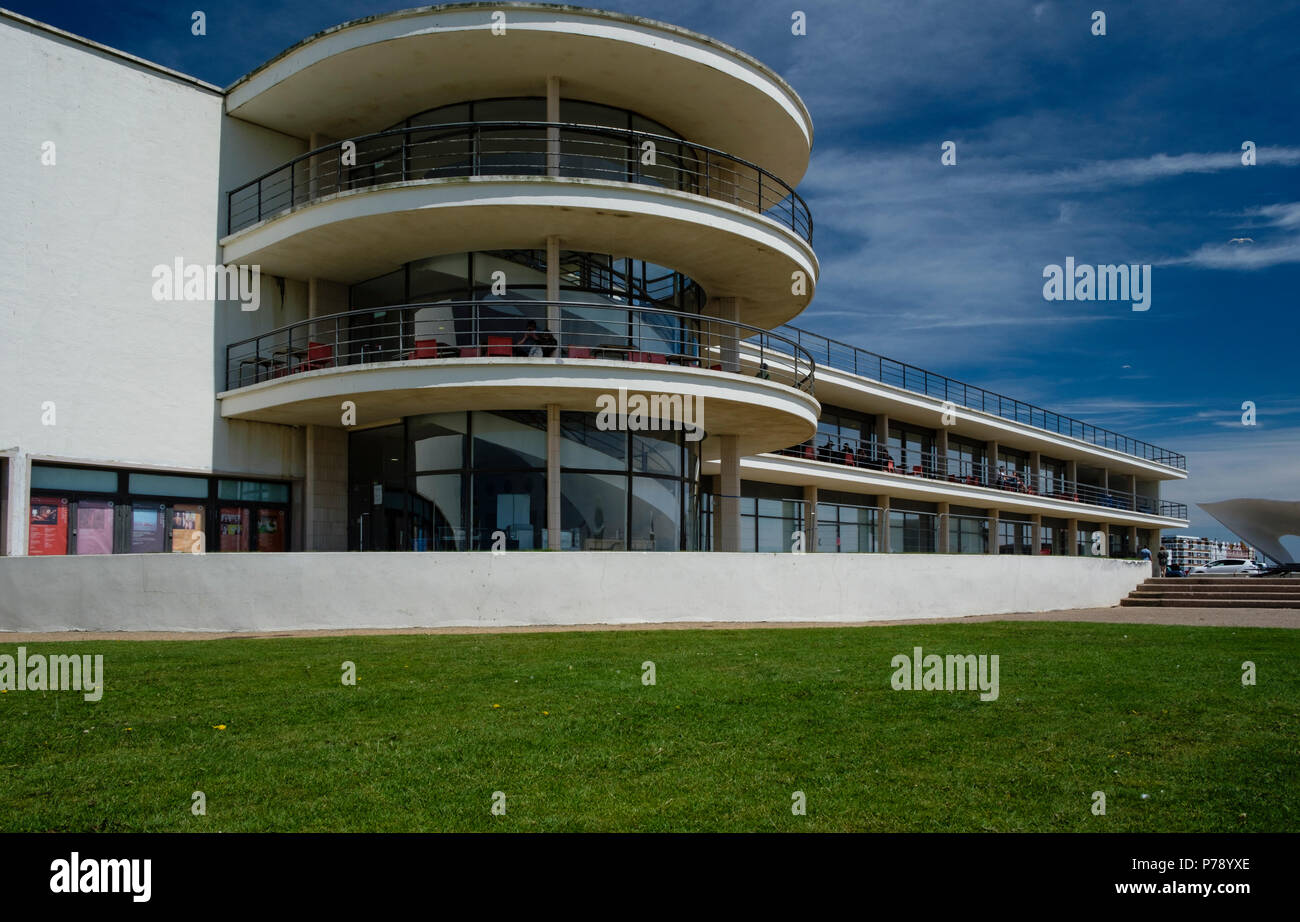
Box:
818;438;835;463
755;362;772;380
842;442;856;466
516;320;558;357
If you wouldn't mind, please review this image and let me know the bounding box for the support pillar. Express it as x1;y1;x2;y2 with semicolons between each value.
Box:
304;426;348;551
937;501;950;553
718;435;741;552
935;427;949;478
1099;521;1110;557
4;452;28;556
876;415;890;466
1029;450;1041;493
547;404;561;549
986;439;999;486
1066;517;1078;556
1128;524;1139;558
1031;513;1042;556
988;508;1000;555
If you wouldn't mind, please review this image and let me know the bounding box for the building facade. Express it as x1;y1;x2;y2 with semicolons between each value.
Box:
0;4;1188;567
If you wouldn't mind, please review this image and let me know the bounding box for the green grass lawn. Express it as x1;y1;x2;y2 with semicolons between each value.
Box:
1;621;1296;832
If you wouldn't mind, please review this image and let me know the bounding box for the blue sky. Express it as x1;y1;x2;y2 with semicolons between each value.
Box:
13;0;1300;545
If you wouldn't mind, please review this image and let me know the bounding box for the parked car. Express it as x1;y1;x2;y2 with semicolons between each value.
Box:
1188;558;1262;576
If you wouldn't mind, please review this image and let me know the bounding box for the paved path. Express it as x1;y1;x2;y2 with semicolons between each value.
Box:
2;606;1297;642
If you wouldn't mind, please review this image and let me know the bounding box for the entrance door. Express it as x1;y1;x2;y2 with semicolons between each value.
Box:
347;424;407;551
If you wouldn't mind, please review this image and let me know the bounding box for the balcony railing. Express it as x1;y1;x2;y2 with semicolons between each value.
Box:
223;299;816;395
773;435;1188;519
226;121;813;242
776;325;1187;470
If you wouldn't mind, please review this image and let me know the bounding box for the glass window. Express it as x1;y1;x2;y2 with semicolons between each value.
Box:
631;477;680;551
219;507;250;552
130;503;167;553
217;480;289;503
561;413;626;471
74;499;115;555
28;496;69;555
412;474;463;550
256;509;286;552
562;472;627;550
129;473;207;498
170;504;205;554
632;430;681;476
473;471;546;550
410;412;468;472
472;411;547;469
31;465;116;493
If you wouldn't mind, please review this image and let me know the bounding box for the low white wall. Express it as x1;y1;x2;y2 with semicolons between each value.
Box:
0;553;1153;633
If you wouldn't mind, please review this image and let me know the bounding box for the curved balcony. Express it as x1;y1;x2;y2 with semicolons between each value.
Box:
221;123;816;330
771;436;1189;521
219;300;820;455
228;121;811;240
224;4;814;184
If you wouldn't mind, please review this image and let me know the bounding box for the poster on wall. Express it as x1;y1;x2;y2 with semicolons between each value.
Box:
220;508;248;552
171;504;205;554
256;509;285;552
28;496;68;555
130;503;166;553
75;499;115;555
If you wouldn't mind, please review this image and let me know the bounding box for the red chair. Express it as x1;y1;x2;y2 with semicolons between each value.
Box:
629;351;649;363
911;465;923;476
459;346;482;357
568;346;592;359
648;353;668;364
802;445;814;460
486;336;512;357
709;363;723;371
407;338;440;360
299;341;333;371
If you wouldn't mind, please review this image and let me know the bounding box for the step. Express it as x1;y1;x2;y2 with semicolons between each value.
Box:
1132;586;1300;596
1120;598;1300;608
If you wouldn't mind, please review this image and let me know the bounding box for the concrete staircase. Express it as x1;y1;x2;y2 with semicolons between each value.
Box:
1121;576;1300;609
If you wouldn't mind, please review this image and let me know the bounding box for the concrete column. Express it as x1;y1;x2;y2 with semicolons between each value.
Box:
304;426;348;551
1031;513;1042;555
1029;450;1041;493
718;435;742;552
935;427;949;477
546;235;561;339
713;297;741;372
1099;521;1110;557
937;501;950;553
3;452;28;556
1066;517;1078;556
546;76;560;176
547;404;561;550
878;495;891;553
986;440;999;485
988;508;1000;555
803;484;817;552
1128;524;1139;558
1129;474;1138;511
876;415;890;466
1066;459;1078;496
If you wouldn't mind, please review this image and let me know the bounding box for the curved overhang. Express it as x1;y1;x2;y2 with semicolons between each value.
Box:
220;177;818;330
733;454;1191;529
217;357;820;457
1199;499;1300;565
225;3;813;184
797;356;1188;481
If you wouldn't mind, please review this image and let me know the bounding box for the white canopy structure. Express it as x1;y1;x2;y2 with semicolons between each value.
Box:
1198;499;1300;566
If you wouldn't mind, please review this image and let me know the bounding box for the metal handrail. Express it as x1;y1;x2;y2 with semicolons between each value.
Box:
226;120;813;242
224;299;816;395
774;324;1186;470
772;436;1188;518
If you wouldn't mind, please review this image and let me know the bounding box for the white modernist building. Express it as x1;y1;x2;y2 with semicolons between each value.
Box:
0;4;1188;628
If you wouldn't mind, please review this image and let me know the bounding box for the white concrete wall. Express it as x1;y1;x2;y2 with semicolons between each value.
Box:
0;16;310;554
0;553;1153;633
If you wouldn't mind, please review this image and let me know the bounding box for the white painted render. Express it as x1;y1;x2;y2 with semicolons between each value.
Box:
0;553;1154;633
